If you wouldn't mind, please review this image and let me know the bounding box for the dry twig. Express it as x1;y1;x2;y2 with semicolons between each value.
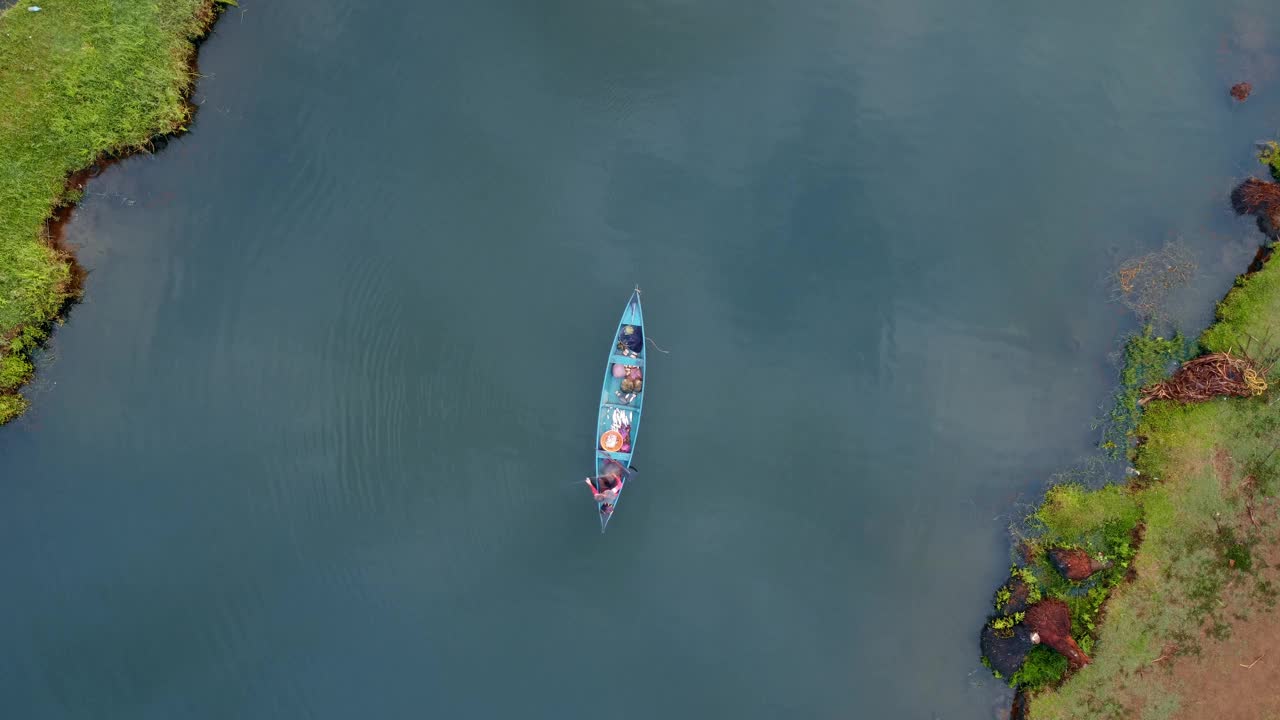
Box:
1240;653;1265;669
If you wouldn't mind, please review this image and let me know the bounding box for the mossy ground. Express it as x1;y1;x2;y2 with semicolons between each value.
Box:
984;245;1280;718
0;0;218;423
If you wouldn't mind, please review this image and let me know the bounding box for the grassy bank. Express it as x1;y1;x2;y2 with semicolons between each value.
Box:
0;0;221;423
982;246;1280;718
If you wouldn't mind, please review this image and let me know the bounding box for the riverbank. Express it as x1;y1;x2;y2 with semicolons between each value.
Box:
981;208;1280;715
0;0;223;423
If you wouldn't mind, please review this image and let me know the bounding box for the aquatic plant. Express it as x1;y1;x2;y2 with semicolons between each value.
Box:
1098;328;1190;457
1010;646;1069;691
1259;141;1280;182
988;612;1025;633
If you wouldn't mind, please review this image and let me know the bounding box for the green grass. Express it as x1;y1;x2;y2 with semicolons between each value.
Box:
1027;399;1278;719
1011;646;1069;690
1099;329;1191;458
1032;484;1143;544
1200;244;1280;360
1007;253;1280;718
1259;141;1280;183
0;0;217;423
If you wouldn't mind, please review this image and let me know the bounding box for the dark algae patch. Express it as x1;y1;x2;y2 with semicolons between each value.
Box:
0;0;224;423
981;135;1280;717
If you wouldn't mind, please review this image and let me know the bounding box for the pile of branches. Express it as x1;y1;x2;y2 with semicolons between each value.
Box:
1232;178;1280;235
1140;352;1269;405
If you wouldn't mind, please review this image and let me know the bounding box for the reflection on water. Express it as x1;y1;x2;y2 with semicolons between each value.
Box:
2;0;1279;717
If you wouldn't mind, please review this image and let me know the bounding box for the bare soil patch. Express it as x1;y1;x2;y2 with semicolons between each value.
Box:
1168;527;1280;720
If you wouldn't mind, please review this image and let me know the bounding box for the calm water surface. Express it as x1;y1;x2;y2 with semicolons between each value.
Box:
4;1;1280;717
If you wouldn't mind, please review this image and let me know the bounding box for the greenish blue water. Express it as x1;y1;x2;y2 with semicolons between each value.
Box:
3;1;1280;717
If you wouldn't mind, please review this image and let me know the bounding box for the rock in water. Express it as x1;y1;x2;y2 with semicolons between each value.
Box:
1048;547;1110;581
1231;82;1253;101
996;576;1032;615
980;623;1036;678
1025;599;1091;669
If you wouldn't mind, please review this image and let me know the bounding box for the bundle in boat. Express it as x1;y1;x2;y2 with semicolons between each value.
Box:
1140;352;1268;405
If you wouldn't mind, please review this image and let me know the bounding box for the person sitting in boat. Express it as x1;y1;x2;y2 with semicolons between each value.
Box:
586;458;627;499
585;460;633;503
616;325;643;358
585;473;621;503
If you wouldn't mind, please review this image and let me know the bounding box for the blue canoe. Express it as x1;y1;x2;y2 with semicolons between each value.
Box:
592;289;645;532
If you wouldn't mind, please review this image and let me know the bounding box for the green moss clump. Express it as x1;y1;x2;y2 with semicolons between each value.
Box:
1259;141;1280;182
1010;646;1070;691
1012;566;1043;605
989;612;1025;633
1033;484;1142;547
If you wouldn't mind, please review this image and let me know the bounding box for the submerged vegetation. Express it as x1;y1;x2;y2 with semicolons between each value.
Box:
1098;329;1191;458
0;0;220;423
980;241;1280;718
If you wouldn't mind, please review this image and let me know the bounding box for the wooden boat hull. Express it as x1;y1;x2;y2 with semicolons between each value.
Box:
594;289;645;532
